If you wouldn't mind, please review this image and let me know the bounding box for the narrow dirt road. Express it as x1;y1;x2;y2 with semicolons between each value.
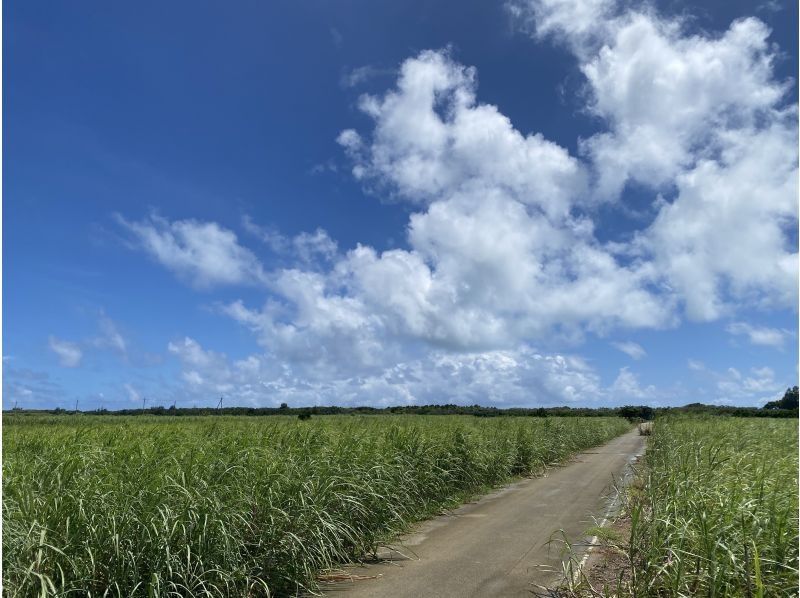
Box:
322;429;645;598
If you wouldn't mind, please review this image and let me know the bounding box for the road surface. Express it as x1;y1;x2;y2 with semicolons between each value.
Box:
321;429;645;597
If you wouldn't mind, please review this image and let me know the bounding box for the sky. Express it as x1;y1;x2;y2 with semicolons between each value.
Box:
3;0;798;411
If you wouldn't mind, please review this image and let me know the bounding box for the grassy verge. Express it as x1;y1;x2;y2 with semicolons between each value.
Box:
625;416;798;597
3;414;630;597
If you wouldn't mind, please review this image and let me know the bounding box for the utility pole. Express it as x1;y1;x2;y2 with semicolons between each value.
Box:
141;396;147;412
216;396;224;410
75;399;79;414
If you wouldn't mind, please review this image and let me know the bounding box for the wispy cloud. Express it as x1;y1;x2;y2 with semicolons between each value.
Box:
48;336;83;367
612;341;646;360
91;312;128;357
687;360;784;405
242;215;337;264
117;213;268;289
329;27;343;47
340;65;395;88
688;359;706;371
726;321;791;348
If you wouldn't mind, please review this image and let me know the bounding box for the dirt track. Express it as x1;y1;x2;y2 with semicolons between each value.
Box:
322;429;645;597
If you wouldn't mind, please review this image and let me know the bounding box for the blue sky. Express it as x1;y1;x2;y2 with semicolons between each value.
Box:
4;0;798;410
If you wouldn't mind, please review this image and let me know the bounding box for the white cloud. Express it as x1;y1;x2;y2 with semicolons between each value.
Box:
308;50;671;359
166;336;641;407
215;93;675;379
610;367;655;399
294;229;338;263
582;16;787;200
513;2;790;197
612;341;646;360
727;322;791;348
330;27;343;48
241;215;288;253
167;336;284;403
92;312;128;357
124;383;142;404
509;0;797;320
716;365;782;401
687;359;706;371
118;1;795;408
642;123;797;320
507;0;617;48
340;49;587;218
242;215;338;266
340;65;395;88
687;360;785;405
118;214;268;289
49;337;83;368
3;367;65;407
175;37;791;402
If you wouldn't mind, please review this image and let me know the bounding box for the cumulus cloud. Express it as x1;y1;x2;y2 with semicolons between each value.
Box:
642;123;797;320
510;0;797;320
49;336;83;367
727;322;791;348
612;341;646;360
118;214;268;289
166;336;652;407
339;49;587;217
119;0;795;407
183;46;679;382
168;336;285;403
512;1;791;196
583;16;788;200
226;48;668;370
507;0;617;48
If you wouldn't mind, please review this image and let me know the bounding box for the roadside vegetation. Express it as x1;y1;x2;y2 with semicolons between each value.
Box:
3;414;630;597
587;417;798;597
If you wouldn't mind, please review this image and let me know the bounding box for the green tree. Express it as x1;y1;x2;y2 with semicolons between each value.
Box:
764;386;799;410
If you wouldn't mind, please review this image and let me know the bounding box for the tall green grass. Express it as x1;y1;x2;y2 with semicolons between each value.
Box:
3;414;630;597
628;417;798;597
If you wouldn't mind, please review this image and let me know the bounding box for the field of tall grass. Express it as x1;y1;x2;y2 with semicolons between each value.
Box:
627;417;798;597
3;414;630;597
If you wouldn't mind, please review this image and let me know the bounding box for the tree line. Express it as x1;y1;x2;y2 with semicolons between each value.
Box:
9;391;799;421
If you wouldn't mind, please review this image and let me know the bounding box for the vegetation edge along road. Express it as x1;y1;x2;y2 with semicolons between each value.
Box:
4;414;630;597
575;416;798;597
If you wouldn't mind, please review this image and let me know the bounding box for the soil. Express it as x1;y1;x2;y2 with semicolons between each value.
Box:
578;517;633;596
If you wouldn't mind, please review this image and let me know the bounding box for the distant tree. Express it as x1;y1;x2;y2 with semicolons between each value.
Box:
280;402;289;410
764;386;799;410
618;405;655;421
298;412;312;420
